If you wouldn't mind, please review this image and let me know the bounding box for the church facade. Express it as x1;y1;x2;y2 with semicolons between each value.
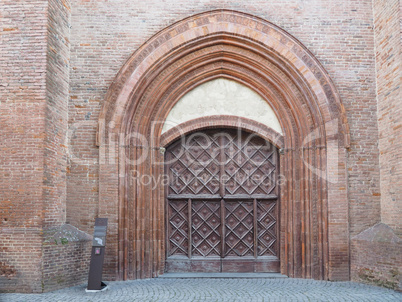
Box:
0;0;400;293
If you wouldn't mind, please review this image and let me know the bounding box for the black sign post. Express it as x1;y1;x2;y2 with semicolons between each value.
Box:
86;218;108;292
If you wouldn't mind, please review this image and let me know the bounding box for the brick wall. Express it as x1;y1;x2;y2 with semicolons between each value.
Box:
1;0;93;293
0;229;43;293
0;0;48;293
0;3;47;226
43;0;71;227
67;0;381;278
351;223;401;291
42;224;92;292
349;0;402;291
373;0;402;236
42;241;91;292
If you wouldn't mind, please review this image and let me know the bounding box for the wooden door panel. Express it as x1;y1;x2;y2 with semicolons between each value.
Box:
167;200;189;257
165;129;279;273
191;200;221;257
221;259;255;273
190;259;221;272
165;259;221;273
165;259;192;272
255;258;280;272
257;201;278;256
223;131;277;196
167;132;220;196
224;201;254;257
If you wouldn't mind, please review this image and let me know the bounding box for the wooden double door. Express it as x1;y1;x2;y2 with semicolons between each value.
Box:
165;129;279;272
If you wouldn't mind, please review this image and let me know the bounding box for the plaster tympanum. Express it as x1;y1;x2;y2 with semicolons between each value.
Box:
162;78;283;134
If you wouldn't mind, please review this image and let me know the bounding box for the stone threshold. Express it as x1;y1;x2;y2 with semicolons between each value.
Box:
158;273;288;279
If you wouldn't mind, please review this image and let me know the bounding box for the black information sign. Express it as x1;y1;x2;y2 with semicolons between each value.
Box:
87;218;108;291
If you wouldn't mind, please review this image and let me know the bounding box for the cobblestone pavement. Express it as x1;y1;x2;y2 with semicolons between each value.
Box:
1;278;401;302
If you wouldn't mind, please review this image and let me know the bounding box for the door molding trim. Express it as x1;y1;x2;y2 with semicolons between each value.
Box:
96;10;350;281
160;115;284;149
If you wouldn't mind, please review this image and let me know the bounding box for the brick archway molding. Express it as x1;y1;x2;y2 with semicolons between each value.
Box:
160;116;285;149
97;10;351;281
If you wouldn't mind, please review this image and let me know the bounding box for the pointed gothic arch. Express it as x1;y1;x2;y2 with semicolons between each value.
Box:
97;10;350;281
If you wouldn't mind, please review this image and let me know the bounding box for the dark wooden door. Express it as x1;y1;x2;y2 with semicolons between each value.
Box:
165;129;279;272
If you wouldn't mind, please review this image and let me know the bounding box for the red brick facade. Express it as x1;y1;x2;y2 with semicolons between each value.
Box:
373;0;401;236
348;0;401;291
351;223;401;290
0;0;400;293
1;0;50;293
1;0;91;293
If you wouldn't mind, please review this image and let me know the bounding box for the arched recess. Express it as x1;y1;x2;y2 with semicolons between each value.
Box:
97;10;351;281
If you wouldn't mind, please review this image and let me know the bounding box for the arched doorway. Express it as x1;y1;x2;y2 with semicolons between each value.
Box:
97;10;351;281
165;128;279;272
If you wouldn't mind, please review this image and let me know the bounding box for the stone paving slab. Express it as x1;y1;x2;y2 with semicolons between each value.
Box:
1;278;401;302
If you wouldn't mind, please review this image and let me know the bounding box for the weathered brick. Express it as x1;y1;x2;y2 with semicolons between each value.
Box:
0;0;400;294
373;0;401;236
